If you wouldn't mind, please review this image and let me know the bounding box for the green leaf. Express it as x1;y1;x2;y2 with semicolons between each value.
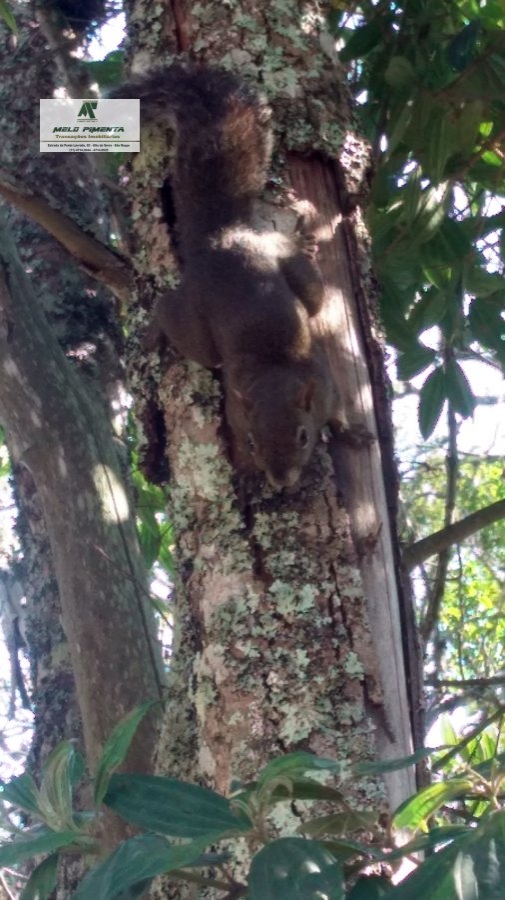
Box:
248;838;344;900
0;0;17;33
299;810;377;839
386;837;469;899
397;345;437;381
389;810;505;899
408;289;453;334
410;187;448;246
74;833;217;900
449;99;484;159
256;752;343;790
465;267;505;298
0;773;40;814
20;853;59;900
94;702;158;806
138;525;161;570
355;746;442;777
84;51;124;89
447;20;482;71
384;56;414;89
393;779;474;831
419;367;446;439
104;773;252;838
373;825;472;863
0;827;77;867
425;114;451;183
319;838;372;863
445;360;476;418
243;776;345;806
38;742;78;830
379;301;419;352
386;102;413;155
468;297;505;364
402;167;422;226
421;218;472;270
339;19;390;63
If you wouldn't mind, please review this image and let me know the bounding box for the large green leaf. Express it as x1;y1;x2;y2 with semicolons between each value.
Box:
0;827;77;867
386;837;469;900
425;114;451;183
420;218;472;269
445;360;476;418
0;0;17;33
410;187;448;246
299;810;377;839
397;344;437;380
389;810;505;899
103;773;252;837
393;779;474;831
38;741;78;830
19;853;59;900
469;297;505;363
0;773;40;815
384;56;415;89
74;833;218;900
447;20;482;71
248;838;344;900
256;752;342;790
94;702;158;805
339;19;391;63
465;267;505;298
236;776;346;807
419;367;446;438
355;746;442;777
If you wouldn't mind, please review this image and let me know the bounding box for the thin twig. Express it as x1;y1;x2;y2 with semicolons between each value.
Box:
419;395;458;643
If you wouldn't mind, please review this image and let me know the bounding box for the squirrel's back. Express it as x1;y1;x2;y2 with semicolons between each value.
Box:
110;65;272;235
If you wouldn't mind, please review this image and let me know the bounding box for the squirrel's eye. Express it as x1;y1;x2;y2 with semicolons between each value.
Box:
247;434;256;454
297;426;309;449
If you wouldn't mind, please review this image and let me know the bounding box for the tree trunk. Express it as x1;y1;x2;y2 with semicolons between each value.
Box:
118;1;420;888
0;13;164;850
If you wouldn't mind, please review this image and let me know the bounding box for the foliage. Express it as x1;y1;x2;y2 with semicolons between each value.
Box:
400;445;505;719
84;51;124;89
2;710;505;898
0;0;16;34
332;0;505;439
132;463;174;575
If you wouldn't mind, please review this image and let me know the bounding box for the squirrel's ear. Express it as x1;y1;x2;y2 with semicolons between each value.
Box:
232;388;253;412
297;377;316;411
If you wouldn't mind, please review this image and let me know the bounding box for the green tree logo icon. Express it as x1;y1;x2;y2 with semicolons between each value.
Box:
77;101;98;119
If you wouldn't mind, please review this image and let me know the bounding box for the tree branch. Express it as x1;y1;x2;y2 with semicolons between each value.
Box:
0;170;131;301
426;675;505;688
403;497;505;571
419;401;458;644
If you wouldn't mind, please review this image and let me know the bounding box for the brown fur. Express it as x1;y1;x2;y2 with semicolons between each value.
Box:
114;65;333;488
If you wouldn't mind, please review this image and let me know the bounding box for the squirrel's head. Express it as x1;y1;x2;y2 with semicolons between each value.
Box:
230;377;319;490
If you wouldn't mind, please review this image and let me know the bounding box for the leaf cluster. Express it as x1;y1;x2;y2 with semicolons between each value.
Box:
3;709;505;899
333;0;505;438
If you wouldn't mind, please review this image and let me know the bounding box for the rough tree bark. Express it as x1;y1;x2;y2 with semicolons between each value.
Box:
117;0;421;888
0;213;163;827
0;13;164;854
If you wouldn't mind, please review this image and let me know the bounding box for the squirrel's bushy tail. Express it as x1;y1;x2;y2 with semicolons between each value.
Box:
110;65;272;224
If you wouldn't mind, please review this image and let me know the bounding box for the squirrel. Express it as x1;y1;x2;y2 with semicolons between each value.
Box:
111;65;335;489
